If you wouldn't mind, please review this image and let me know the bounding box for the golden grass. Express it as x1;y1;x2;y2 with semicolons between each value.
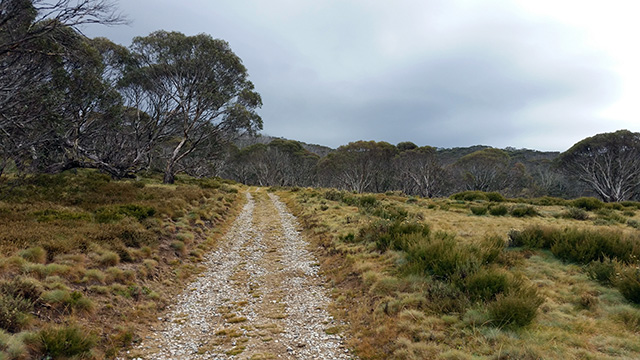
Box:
0;170;243;359
278;188;640;360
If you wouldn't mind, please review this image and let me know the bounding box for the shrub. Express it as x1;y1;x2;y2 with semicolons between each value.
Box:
486;192;506;202
510;206;538;218
117;204;156;221
585;259;617;285
82;269;106;285
450;191;488;202
487;286;543;327
550;228;634;264
620;201;640;209
0;276;43;302
0;294;33;333
628;219;640;229
33;209;92;222
369;204;408;221
39;325;96;359
528;196;568;206
18;246;47;264
357;220;430;252
615;266;640;304
404;232;479;281
595;209;627;224
359;195;378;208
99;251;120;267
508;227;553;249
425;280;469;314
40;289;71;308
573;197;604;211
614;307;640;332
489;205;508;216
470;206;488;216
95;204;156;223
477;235;506;265
465;268;510;302
171;240;186;255
562;207;589;221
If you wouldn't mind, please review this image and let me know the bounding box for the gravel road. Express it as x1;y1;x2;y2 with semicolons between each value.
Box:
123;190;354;359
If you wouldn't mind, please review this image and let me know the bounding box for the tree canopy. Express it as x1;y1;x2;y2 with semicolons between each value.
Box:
557;130;640;202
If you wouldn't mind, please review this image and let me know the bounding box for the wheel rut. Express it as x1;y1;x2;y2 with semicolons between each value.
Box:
124;190;354;359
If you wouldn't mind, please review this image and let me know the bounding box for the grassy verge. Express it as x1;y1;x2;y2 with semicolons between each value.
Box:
278;188;640;359
0;170;243;359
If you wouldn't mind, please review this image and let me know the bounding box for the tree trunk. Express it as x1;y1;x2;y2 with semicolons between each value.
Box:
163;168;175;184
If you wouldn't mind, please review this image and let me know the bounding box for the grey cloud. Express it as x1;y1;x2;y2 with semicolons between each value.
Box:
84;1;627;152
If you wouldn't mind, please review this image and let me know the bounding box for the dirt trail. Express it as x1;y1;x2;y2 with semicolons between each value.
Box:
124;190;354;359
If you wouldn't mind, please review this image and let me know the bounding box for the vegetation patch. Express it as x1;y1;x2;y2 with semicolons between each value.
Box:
0;171;240;358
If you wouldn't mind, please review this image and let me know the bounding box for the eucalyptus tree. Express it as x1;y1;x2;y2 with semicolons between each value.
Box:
123;31;262;183
318;141;397;193
394;145;446;197
452;148;510;192
557;130;640;202
0;0;125;175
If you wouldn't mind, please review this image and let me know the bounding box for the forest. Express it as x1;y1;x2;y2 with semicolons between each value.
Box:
2;1;640;202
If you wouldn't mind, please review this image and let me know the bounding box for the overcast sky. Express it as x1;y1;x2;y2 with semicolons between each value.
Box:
83;0;639;151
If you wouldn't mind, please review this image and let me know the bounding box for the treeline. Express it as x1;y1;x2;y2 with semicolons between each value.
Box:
218;130;640;202
0;0;262;183
2;2;639;200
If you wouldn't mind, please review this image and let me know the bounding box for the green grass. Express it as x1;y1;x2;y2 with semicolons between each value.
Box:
281;187;640;359
0;170;241;358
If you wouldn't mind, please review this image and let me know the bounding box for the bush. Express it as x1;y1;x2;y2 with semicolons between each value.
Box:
403;232;479;281
477;235;506;265
368;204;408;221
117;204;156;221
528;196;568;206
585;259;617;285
550;228;634;264
510;206;538;218
425;280;469;314
573;197;604;211
595;209;627;224
615;266;640;304
614;307;640;332
18;246;47;264
0;294;33;333
487;286;543;327
470;206;488;216
171;240;186;255
33;209;92;222
465;268;510;302
620;201;640;210
359;195;378;208
0;276;43;302
39;325;96;358
99;251;120;267
489;205;508;216
562;207;589;221
357;220;430;252
486;192;506;202
628;219;640;229
507;226;554;249
450;191;488;202
95;204;156;223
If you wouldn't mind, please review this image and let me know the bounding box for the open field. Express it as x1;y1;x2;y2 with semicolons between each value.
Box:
2;172;640;359
278;188;640;359
0;171;242;359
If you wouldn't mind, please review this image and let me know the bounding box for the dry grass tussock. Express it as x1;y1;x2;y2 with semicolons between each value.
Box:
0;170;243;359
278;187;640;360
